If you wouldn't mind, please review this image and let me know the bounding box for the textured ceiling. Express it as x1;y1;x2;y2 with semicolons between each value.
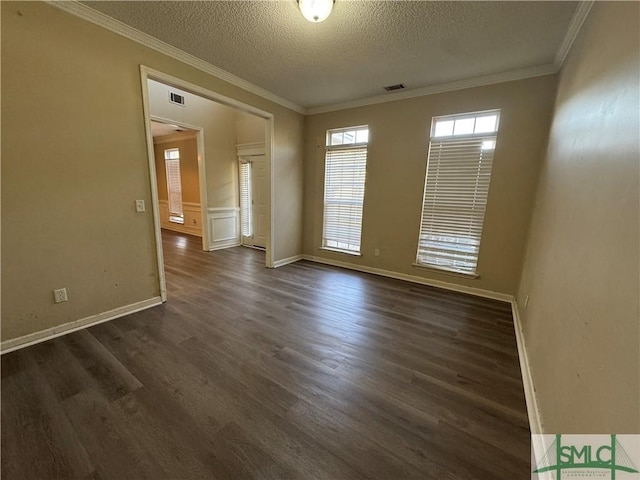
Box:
84;1;578;109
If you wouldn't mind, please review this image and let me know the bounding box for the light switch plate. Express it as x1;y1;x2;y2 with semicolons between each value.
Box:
135;200;145;212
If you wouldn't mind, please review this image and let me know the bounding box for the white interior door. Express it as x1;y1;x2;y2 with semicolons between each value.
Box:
251;155;266;248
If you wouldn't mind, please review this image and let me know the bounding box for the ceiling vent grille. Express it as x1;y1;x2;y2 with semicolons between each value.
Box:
169;91;185;106
384;83;405;92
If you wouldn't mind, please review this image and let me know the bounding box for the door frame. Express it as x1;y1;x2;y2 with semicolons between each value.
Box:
140;66;276;302
149;115;208;251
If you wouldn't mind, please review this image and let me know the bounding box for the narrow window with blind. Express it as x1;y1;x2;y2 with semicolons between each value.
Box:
416;110;500;275
164;148;184;224
322;125;369;255
239;160;252;238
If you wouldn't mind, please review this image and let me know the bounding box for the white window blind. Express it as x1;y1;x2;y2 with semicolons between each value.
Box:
239;160;252;237
164;148;184;224
322;126;369;254
416;110;500;275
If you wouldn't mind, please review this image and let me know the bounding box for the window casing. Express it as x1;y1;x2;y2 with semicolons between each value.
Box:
164;148;184;224
416;110;500;275
322;126;369;254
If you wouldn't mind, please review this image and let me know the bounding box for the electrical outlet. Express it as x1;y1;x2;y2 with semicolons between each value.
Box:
135;199;145;212
374;248;380;257
53;288;68;304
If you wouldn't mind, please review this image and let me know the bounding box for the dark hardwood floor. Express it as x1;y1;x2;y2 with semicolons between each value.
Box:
1;230;530;479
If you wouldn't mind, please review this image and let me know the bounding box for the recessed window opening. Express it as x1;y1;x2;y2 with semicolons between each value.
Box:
416;110;501;275
164;148;184;224
322;125;369;255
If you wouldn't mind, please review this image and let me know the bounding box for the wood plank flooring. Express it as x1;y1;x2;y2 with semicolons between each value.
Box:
1;230;530;479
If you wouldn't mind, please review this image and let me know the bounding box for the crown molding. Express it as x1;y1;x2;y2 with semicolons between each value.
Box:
46;0;593;118
46;0;306;115
307;1;594;116
554;1;595;69
306;63;558;115
307;0;594;117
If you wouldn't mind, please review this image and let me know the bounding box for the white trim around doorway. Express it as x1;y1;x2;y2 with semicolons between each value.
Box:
139;65;276;302
150;115;209;250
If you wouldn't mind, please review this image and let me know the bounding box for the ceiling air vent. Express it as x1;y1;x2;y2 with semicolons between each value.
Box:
169;91;185;106
384;83;405;92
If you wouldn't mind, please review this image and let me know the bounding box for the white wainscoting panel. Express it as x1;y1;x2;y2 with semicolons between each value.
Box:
208;207;241;251
158;200;203;237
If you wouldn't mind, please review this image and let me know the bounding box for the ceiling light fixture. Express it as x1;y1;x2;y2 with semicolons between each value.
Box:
298;0;334;23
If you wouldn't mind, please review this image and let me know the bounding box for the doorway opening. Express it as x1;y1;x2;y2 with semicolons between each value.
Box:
238;143;267;250
141;66;274;302
150;120;207;251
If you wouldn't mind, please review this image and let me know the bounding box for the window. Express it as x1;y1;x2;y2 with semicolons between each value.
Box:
239;160;252;237
416;110;500;275
322;125;369;254
164;148;184;224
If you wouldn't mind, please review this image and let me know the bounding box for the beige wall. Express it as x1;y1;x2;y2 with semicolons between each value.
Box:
304;75;557;295
153;134;200;204
518;2;640;433
275;112;305;261
1;1;304;342
236;111;267;145
148;80;238;208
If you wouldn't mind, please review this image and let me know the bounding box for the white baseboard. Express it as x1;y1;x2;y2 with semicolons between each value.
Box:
208;240;241;251
0;296;163;355
301;255;513;303
1;255;542;440
511;299;544;435
272;254;303;268
300;254;541;435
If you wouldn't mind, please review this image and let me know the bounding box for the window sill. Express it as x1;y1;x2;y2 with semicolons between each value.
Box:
412;263;480;279
320;247;362;257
